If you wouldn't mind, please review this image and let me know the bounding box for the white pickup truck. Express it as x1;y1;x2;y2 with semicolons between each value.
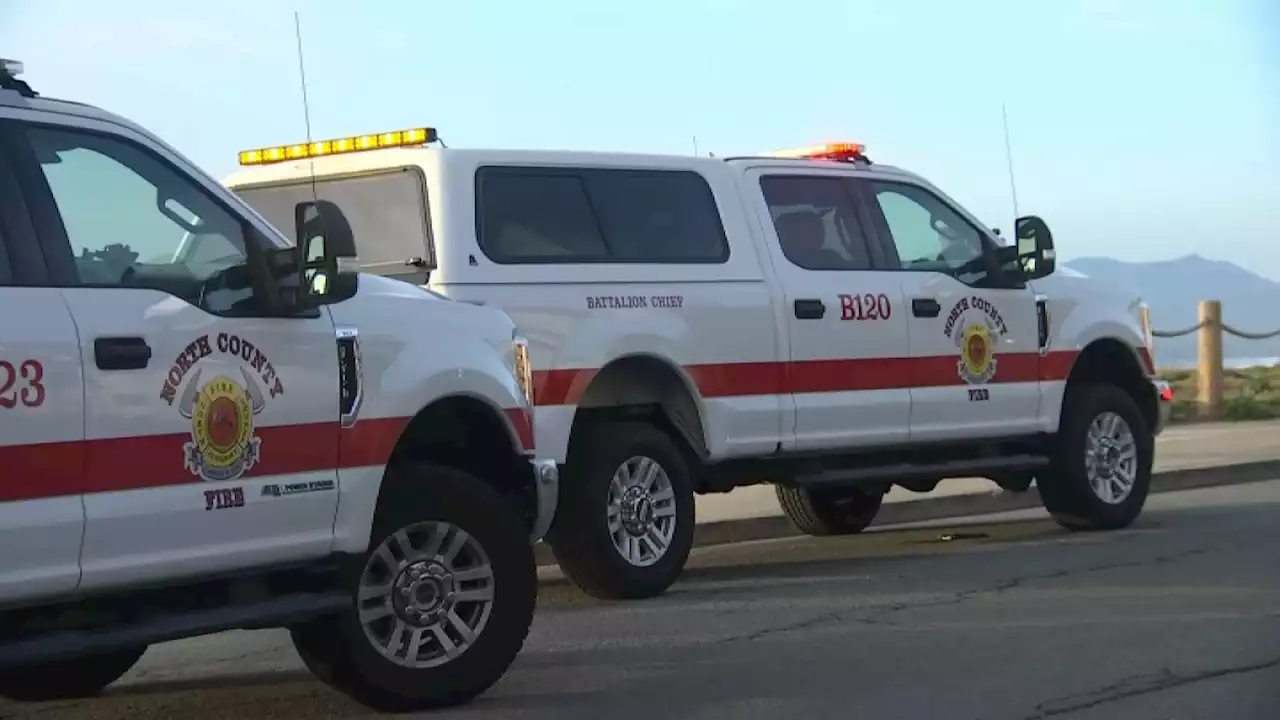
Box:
227;132;1174;602
0;62;556;712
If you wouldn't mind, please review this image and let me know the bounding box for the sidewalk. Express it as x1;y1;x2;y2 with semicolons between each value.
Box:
695;420;1280;524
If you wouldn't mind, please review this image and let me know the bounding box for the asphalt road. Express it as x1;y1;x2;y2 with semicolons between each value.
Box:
8;480;1280;720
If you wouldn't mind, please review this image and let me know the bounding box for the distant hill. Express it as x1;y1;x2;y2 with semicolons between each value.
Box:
1063;255;1280;367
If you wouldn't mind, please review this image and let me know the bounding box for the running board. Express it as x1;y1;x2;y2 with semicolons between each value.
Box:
0;591;349;667
792;453;1049;489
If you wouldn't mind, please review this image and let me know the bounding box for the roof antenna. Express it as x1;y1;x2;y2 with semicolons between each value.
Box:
692;135;699;156
294;10;319;203
1001;103;1020;232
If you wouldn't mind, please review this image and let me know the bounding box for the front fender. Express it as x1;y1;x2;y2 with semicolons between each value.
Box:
1033;278;1153;433
1040;285;1148;370
325;280;550;553
328;279;532;465
367;335;531;457
1059;319;1150;373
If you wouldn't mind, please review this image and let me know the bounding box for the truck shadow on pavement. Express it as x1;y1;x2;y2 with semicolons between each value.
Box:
5;497;1278;720
539;497;1277;606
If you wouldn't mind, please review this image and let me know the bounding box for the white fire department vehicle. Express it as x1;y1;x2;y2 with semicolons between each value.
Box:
226;129;1174;602
0;61;558;712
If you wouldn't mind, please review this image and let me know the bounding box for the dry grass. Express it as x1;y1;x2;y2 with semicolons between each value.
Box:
1156;364;1280;424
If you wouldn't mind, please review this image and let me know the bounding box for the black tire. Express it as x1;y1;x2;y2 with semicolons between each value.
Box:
547;420;695;600
291;462;535;713
0;646;146;702
1038;383;1154;531
776;485;885;536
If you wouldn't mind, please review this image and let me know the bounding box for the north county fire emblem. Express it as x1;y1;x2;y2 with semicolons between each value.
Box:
178;368;264;482
957;321;997;385
942;296;1009;386
159;332;284;483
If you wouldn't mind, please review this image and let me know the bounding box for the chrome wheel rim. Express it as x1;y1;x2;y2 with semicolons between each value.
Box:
1084;411;1138;505
357;521;494;669
607;455;678;567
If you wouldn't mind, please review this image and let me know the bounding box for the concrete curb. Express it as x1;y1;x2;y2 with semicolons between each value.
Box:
533;459;1280;567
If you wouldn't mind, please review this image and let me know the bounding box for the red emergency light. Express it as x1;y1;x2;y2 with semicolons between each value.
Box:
763;141;870;162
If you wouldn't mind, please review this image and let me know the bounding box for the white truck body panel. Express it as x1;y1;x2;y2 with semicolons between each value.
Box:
227;145;1161;469
0;92;553;606
0;288;86;602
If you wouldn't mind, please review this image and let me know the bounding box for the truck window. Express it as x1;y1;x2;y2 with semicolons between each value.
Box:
759;176;873;271
477;171;608;261
235;169;431;282
869;181;986;274
25;125;255;314
476;167;729;264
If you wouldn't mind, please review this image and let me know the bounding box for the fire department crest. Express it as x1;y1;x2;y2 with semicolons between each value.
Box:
178;368;264;482
159;332;284;483
957;320;997;384
942;296;1009;386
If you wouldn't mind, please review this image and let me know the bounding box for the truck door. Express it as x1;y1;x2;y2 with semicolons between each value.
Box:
854;178;1042;442
748;171;911;451
0;152;86;602
6;116;342;591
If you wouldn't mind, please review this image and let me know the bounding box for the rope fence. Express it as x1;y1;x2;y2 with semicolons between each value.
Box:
1151;319;1280;341
1141;299;1280;420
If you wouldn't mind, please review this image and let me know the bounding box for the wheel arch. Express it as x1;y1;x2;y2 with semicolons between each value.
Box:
567;353;709;473
377;393;535;532
1063;338;1158;433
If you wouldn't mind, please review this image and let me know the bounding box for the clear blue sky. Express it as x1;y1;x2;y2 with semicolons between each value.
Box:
4;0;1278;274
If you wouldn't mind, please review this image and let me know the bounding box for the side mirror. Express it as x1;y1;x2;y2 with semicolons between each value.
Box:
1014;215;1055;280
291;199;359;308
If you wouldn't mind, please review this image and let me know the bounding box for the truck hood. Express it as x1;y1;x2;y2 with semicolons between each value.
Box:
1029;267;1146;322
329;273;517;354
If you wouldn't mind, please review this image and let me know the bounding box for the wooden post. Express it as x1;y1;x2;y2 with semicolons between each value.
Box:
1197;299;1223;421
1139;305;1154;360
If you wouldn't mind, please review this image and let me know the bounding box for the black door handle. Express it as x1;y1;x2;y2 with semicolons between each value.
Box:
911;298;942;318
794;299;826;320
94;337;152;371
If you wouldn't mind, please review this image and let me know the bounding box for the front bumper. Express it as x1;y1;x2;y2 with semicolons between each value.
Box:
1151;379;1173;436
527;457;559;543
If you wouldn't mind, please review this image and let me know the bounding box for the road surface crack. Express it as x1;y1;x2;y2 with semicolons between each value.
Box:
861;543;1214;631
1023;655;1280;718
718;540;1229;643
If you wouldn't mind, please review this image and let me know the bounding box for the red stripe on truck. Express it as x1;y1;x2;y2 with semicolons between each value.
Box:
504;408;536;452
533;350;1082;406
1;407;531;503
3;420;364;502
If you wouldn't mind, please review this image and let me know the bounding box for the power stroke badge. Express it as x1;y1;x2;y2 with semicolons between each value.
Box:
262;479;336;497
159;333;284;482
942;296;1009;385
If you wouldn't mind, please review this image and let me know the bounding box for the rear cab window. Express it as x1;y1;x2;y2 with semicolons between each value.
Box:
475;167;730;264
234;169;431;283
757;175;875;271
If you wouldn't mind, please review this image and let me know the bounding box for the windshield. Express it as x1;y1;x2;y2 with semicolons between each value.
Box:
234;169;432;282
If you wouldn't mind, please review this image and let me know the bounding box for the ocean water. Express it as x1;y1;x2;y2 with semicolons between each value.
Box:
1228;357;1280;369
1157;357;1279;370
